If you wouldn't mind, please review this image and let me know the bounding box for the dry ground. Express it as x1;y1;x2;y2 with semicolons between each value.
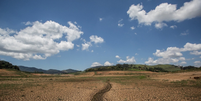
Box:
0;69;201;101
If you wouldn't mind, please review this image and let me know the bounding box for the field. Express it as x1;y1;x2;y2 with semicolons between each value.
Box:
0;69;201;101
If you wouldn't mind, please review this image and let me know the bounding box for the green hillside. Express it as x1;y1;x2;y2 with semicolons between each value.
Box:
85;64;181;72
0;60;20;70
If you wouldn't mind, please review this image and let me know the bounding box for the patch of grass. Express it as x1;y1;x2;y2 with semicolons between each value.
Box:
0;82;42;91
128;68;145;71
95;76;147;84
0;84;20;89
56;78;98;82
171;80;201;88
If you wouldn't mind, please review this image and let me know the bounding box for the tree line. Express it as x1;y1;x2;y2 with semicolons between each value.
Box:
0;60;20;70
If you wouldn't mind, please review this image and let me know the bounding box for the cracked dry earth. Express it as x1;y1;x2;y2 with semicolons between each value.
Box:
1;74;201;101
0;77;105;101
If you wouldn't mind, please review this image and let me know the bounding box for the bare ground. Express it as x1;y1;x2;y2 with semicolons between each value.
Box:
0;70;201;101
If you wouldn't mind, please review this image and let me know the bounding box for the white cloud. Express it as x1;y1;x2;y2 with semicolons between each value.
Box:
146;42;201;65
170;25;177;29
130;26;135;30
0;28;15;35
118;19;124;27
155;22;167;29
57;41;74;50
0;20;83;60
24;21;33;25
81;35;104;51
90;35;104;44
135;33;137;35
117;56;136;64
194;61;201;64
91;62;102;67
194;61;201;67
183;42;201;51
99;18;103;21
91;50;94;52
180;61;187;65
127;0;201;26
181;30;189;36
153;42;201;58
82;42;91;51
145;57;179;65
153;47;182;58
115;55;120;59
179;57;186;61
104;61;113;66
190;51;201;55
135;53;138;55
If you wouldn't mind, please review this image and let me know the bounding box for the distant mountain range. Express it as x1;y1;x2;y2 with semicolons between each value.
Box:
18;66;80;74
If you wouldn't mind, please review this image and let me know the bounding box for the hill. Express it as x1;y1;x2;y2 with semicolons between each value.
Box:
0;60;19;70
62;69;81;73
19;66;80;74
85;64;181;72
19;66;46;73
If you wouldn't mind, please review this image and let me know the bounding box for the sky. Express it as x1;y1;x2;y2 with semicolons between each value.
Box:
0;0;201;70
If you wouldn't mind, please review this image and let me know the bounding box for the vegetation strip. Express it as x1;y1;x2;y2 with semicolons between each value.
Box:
91;80;112;101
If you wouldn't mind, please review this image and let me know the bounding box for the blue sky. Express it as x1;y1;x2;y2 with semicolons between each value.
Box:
0;0;201;70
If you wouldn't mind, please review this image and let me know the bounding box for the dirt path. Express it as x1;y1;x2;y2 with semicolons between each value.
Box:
91;80;112;101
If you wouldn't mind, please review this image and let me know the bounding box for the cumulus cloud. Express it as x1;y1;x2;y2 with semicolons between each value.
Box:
155;22;167;29
146;42;201;65
194;61;201;67
130;26;135;30
0;20;83;60
104;61;113;66
170;25;177;29
145;57;180;65
190;51;201;55
117;56;136;64
91;62;102;67
115;55;120;59
90;35;104;44
127;0;201;26
153;47;182;58
118;19;124;27
0;28;15;35
81;35;104;51
81;42;91;51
